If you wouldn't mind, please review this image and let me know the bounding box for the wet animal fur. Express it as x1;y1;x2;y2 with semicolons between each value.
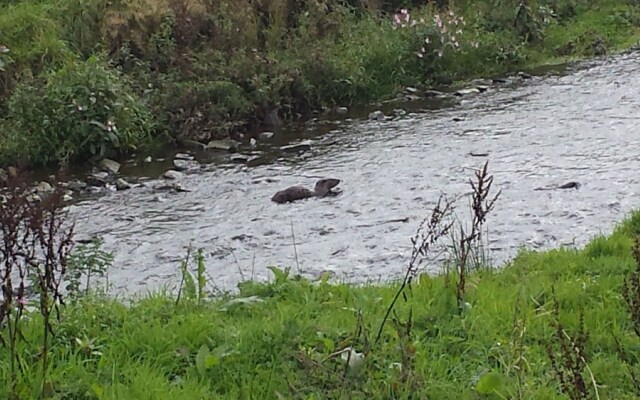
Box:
271;178;341;204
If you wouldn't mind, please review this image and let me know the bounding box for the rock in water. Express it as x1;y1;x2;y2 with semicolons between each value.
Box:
259;131;274;140
100;158;121;174
280;141;312;153
231;155;249;164
455;88;481;96
173;159;201;172
68;180;87;191
207;139;240;152
424;89;445;97
558;181;580;189
174;153;194;161
368;110;385;121
163;170;183;180
86;172;110;186
35;181;53;194
115;178;131;191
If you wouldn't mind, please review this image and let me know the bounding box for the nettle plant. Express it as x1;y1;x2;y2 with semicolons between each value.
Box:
392;7;478;72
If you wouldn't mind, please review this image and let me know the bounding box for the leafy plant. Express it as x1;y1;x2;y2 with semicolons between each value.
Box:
0;169;75;397
156;77;252;142
545;288;597;400
176;246;208;306
66;236;113;299
6;54;156;165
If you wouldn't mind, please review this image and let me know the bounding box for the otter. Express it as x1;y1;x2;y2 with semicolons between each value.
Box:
271;178;341;204
534;181;581;191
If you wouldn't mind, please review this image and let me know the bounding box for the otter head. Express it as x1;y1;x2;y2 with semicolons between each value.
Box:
314;178;341;197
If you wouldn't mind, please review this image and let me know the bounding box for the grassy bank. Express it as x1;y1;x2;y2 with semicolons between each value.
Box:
1;0;640;166
3;215;640;399
2;164;640;399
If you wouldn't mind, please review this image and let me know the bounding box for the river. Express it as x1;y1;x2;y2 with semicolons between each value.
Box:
65;51;640;296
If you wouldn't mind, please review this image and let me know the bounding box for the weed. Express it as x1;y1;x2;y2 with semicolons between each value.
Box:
176;245;208;306
375;194;454;344
545;288;597;400
613;333;640;396
449;161;501;309
0;169;74;397
614;235;640;396
622;236;640;337
65;236;112;300
508;290;530;399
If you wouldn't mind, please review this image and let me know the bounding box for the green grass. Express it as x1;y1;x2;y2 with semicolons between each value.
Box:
4;211;640;399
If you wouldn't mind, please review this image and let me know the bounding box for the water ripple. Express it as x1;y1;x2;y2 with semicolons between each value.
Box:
67;52;640;295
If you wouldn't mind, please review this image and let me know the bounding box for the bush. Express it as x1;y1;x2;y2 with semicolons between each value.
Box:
156;77;252;142
5;55;156;165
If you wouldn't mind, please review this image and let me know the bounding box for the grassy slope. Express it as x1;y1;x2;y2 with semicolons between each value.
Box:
3;211;640;399
528;2;640;66
1;0;640;166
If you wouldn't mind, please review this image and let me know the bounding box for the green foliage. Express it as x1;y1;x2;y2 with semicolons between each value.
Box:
1;0;640;165
6;55;155;165
475;371;505;395
156;76;252;141
0;2;71;77
66;237;114;299
177;247;209;305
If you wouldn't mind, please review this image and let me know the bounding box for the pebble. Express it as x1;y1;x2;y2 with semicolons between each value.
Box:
259;131;274;140
100;158;121;174
163;170;183;180
115;178;131;191
173;159;200;172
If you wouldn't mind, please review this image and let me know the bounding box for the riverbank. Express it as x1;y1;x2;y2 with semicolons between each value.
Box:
3;204;640;398
1;0;640;167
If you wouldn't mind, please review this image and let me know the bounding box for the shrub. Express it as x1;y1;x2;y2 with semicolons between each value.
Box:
6;55;156;165
156;77;252;142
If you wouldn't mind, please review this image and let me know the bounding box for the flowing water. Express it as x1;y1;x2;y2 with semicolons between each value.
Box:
64;52;640;295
